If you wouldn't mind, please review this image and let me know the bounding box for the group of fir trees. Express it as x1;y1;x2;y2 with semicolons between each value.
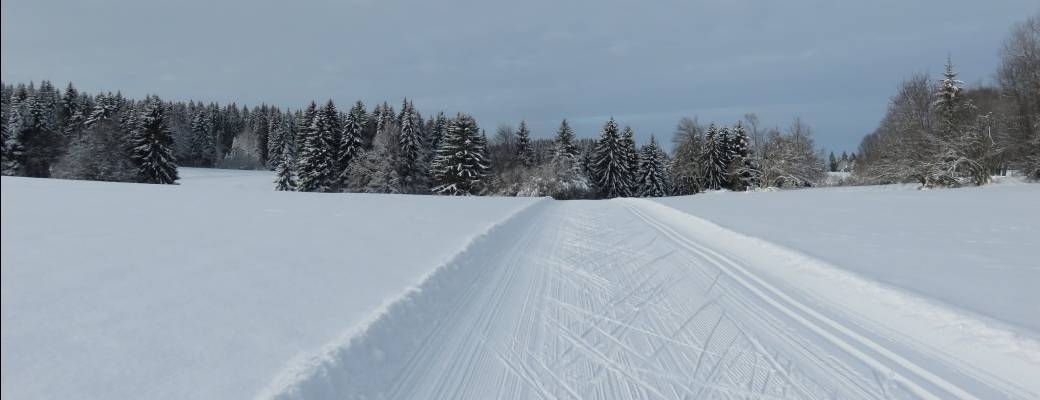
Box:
668;118;773;195
269;98;491;196
1;81;178;184
584;118;671;198
2;81;835;197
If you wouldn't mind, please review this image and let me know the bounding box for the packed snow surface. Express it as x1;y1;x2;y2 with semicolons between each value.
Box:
654;181;1040;334
3;169;1038;399
1;168;540;400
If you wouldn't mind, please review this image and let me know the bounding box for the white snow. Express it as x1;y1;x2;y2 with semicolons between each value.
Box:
4;169;1038;399
654;180;1040;334
1;168;541;400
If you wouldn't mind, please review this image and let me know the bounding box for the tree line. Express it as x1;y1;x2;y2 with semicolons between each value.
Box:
1;80;830;198
853;13;1040;186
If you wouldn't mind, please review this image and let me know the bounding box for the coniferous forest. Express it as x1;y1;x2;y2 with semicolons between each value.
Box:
1;13;1036;197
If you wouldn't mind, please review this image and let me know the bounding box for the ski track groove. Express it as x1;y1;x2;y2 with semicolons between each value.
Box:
274;199;1022;400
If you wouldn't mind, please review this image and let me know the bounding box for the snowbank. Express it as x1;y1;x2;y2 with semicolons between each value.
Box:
654;181;1040;335
1;169;541;400
260;199;550;399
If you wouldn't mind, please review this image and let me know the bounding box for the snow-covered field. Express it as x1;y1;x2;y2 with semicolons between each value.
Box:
3;168;1038;399
655;181;1040;334
1;169;540;399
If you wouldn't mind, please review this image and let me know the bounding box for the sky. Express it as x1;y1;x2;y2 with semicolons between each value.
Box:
2;0;1035;153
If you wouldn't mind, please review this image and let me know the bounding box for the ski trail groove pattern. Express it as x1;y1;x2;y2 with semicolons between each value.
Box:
278;200;1013;400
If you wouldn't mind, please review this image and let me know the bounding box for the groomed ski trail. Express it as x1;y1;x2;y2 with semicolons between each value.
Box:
267;200;1037;400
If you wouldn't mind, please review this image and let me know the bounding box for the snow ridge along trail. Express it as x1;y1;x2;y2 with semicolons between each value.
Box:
265;199;1038;400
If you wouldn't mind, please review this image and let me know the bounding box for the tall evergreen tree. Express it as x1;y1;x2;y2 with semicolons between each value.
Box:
397;99;425;190
188;109;215;166
727;122;756;190
553;119;579;162
428;111;448;154
638;135;668;197
1;93;26;175
590;117;632;198
515;120;534;168
272;115;297;192
431;113;489;195
20;84;62;177
620;125;639;193
253;106;270;166
701;123;727;190
294;101;331;192
339;100;367;183
130;96;179;184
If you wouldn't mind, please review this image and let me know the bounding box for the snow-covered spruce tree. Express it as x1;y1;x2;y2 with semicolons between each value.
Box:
553;119;580;162
294;101;329;192
339;100;367;185
264;111;283;169
397;99;426;192
1;92;26;175
272;135;296;191
590;117;632;198
188;109;215;166
427;111;448;155
252;107;270;167
130;96;179;184
431;113;489;195
60;83;85;137
515;120;534;168
933;57;987;186
620;125;640;194
20;84;63;177
272;115;297;191
638;135;668;197
700;123;727;190
727;121;755;190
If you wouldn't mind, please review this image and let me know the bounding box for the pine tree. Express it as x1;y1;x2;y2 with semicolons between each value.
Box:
294;101;330;192
265;111;284;169
620;125;639;194
189;109;215;166
432;113;489;195
590;117;632;198
130;96;179;184
272;116;296;191
428;111;448;153
397;99;425;190
701;123;727;190
515;120;534;168
1;93;26;175
60;82;83;136
339;100;366;183
638;135;668;197
553;119;579;162
253;106;270;166
829;152;838;172
718;126;734;174
727;122;756;190
20;84;62;177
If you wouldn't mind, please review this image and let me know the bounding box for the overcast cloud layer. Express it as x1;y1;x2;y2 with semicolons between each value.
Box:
2;0;1035;152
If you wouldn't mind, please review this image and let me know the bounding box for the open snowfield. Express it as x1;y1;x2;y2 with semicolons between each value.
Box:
3;168;1038;399
1;168;540;399
654;181;1040;334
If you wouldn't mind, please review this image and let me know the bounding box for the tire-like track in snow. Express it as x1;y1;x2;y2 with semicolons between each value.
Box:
274;200;1030;400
